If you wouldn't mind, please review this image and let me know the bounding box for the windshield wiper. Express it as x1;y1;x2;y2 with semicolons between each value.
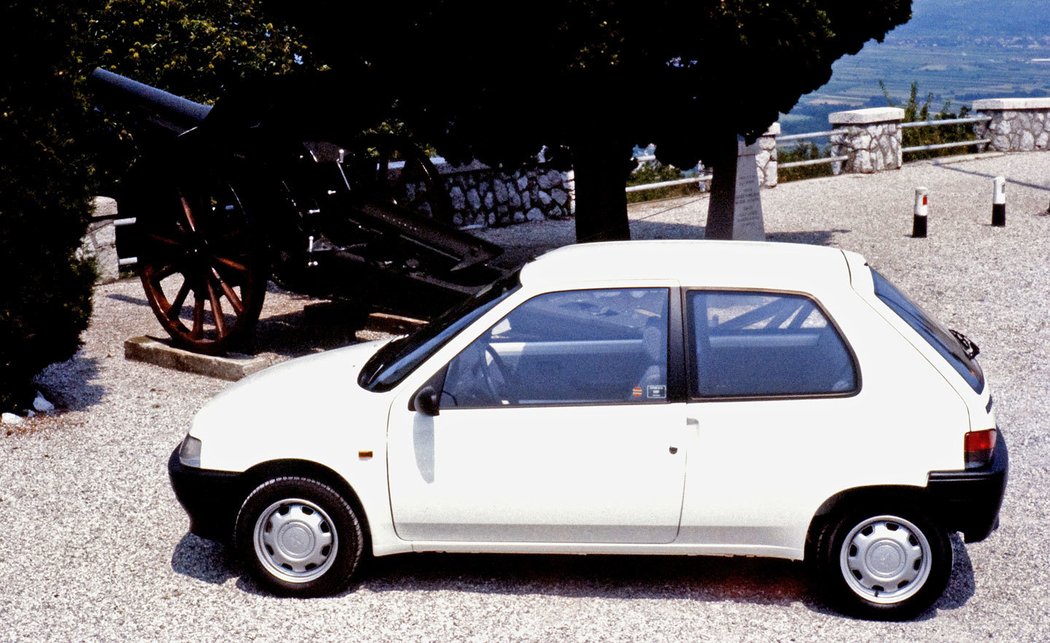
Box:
949;329;980;359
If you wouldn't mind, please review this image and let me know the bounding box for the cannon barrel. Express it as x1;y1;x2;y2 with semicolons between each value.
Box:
89;68;212;135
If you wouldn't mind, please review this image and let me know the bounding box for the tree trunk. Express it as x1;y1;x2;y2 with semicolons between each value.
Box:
572;140;632;243
705;133;739;240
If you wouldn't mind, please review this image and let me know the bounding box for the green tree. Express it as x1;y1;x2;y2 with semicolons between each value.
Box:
883;81;976;160
82;0;319;103
78;0;322;189
1;2;98;411
277;1;912;241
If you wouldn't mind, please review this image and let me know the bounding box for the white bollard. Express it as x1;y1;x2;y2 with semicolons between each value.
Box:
913;187;928;238
992;176;1006;227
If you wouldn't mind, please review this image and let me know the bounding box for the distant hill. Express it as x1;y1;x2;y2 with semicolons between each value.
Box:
909;0;1050;39
780;0;1050;134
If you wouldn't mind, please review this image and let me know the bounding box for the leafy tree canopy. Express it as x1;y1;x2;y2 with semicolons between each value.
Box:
82;0;320;103
277;1;912;240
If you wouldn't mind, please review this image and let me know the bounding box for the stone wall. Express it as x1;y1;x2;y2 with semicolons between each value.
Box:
755;124;779;188
974;98;1050;152
80;197;120;284
829;107;904;174
438;162;575;228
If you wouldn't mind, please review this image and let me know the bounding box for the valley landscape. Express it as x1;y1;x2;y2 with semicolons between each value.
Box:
782;0;1050;134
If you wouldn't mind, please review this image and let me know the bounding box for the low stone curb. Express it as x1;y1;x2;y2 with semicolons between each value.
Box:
124;335;275;381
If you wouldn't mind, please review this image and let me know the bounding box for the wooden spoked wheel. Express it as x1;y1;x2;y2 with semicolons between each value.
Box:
136;173;268;355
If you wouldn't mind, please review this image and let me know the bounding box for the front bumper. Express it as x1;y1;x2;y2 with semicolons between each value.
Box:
168;447;248;543
927;428;1009;543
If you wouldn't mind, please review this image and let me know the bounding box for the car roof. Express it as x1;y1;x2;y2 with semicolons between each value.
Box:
519;240;858;292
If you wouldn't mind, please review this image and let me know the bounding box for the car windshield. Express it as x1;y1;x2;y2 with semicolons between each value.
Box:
870;269;984;393
359;271;521;392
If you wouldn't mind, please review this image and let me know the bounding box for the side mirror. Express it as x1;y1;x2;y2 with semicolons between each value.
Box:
411;385;441;417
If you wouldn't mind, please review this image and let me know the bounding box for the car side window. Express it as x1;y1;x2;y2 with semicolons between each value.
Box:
689;291;856;398
441;288;669;408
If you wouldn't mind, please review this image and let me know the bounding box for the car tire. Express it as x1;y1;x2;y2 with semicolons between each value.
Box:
815;504;952;620
235;477;364;597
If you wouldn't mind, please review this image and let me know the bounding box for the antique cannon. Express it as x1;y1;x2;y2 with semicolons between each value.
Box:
90;68;504;354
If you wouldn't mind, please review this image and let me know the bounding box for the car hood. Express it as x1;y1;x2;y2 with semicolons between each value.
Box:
190;338;393;471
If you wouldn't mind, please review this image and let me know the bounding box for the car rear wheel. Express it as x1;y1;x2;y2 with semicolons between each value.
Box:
815;505;952;620
235;477;364;597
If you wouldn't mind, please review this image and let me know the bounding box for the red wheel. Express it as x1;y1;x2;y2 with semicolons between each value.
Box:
132;164;268;354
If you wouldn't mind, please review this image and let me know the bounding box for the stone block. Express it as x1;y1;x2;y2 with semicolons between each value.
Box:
829;107;905;126
974;97;1050;110
449;186;466;210
466;188;482;210
124;336;274;381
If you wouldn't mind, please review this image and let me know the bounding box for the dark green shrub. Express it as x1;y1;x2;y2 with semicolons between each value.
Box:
883;81;980;160
626;161;701;203
777;141;835;183
0;2;97;411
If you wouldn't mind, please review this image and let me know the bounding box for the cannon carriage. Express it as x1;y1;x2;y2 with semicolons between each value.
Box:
90;68;504;354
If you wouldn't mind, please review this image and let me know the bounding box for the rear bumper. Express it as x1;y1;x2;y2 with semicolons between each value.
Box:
927;429;1009;543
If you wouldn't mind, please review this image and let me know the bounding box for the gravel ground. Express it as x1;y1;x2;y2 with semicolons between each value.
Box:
2;151;1048;641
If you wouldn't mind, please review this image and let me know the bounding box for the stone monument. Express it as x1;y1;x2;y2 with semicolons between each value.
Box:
730;136;766;241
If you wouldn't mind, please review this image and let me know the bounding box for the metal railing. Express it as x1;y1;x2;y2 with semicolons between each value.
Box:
776;130;847;170
900;115;991;155
627;154;712;194
625;114;996;195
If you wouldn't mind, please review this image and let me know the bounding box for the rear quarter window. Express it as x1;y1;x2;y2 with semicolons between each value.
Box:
870;269;984;394
688;290;858;398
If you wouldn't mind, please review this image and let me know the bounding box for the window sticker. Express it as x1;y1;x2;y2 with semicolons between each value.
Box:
631;386;643;398
647;385;667;399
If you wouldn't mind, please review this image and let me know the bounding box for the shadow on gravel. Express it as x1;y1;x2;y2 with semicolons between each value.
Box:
933;163;1050;193
106;293;150;307
171;534;241;587
629;219;706;241
35;353;104;412
767;229;850;246
250;305;368;359
935;534;977;612
170;532;976;616
363;552;815;606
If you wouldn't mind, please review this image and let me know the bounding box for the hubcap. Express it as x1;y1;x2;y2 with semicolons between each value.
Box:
254;498;338;584
840;515;932;604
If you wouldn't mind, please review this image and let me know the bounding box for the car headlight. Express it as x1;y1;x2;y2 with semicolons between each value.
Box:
178;435;202;468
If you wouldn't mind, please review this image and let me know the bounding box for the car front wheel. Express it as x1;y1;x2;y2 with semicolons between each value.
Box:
235;477;364;597
816;505;952;620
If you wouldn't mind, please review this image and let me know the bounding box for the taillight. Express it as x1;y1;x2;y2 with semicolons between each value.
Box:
965;429;998;469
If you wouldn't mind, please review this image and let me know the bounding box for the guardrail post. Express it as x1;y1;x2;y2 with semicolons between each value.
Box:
913;187;929;238
992;176;1006;227
829;107;905;174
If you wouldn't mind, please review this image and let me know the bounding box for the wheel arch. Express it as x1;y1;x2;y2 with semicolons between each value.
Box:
239;458;374;555
804;485;933;562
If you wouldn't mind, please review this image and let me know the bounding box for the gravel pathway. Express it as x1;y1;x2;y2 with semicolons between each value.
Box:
2;151;1048;641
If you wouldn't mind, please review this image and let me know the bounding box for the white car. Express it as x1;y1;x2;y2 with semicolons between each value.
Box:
169;240;1007;619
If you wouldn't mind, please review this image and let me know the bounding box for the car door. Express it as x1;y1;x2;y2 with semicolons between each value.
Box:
387;286;689;544
676;289;967;555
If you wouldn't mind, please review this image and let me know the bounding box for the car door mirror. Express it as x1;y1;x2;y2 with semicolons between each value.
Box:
412;385;441;416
